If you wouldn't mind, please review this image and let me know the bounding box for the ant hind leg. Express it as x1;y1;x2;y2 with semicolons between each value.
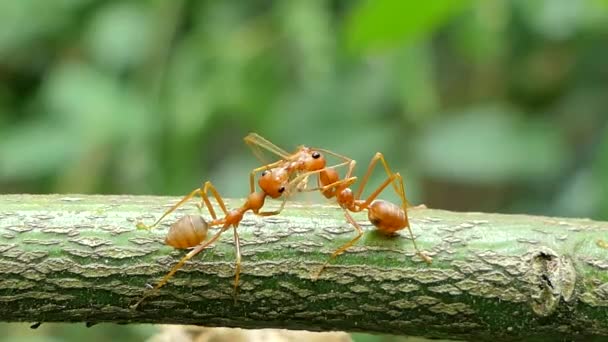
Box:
137;187;203;231
196;181;231;220
354;157;432;265
131;225;230;309
312;210;363;280
232;225;242;303
355;152;408;207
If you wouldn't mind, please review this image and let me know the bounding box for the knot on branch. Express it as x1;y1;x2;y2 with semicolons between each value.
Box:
527;247;576;317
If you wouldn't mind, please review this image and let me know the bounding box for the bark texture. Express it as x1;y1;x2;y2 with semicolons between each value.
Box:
0;194;607;341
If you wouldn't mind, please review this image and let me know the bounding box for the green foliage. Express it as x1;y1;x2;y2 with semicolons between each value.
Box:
1;0;608;337
417;106;565;184
346;0;472;52
1;0;606;215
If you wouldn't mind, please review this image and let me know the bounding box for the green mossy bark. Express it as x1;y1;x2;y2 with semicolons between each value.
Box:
0;194;607;341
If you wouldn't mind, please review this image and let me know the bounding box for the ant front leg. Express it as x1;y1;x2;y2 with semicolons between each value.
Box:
288;160;356;196
296;174;310;192
255;197;287;216
137;187;203;231
316;160;357;197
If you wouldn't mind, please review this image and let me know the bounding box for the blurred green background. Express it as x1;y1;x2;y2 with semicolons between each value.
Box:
1;0;608;341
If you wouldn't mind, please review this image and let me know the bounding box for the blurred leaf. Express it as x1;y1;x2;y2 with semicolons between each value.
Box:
0;121;78;179
346;0;472;52
0;0;93;58
452;0;508;64
514;0;585;40
165;39;213;140
417;106;566;184
552;168;599;218
265;71;398;156
275;0;334;87
41;62;147;143
394;43;439;122
0;85;13;127
84;2;153;71
592;130;608;220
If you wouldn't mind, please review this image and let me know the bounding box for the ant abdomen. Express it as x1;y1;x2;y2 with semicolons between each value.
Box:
367;200;408;235
165;215;209;249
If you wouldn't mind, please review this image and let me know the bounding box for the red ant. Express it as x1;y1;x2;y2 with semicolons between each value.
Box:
132;164;293;309
250;141;433;278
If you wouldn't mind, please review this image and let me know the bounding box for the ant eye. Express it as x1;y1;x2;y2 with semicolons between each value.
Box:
261;170;268;177
312;152;321;159
278;186;285;193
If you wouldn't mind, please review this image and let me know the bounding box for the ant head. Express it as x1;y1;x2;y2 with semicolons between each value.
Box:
301;148;326;171
258;167;289;199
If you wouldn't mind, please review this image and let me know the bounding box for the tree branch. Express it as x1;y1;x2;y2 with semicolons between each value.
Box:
0;194;607;341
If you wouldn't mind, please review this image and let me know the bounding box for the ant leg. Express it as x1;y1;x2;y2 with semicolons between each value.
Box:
232;225;242;303
131;224;230;310
358;172;432;264
196;181;230;220
256;160;355;217
314;148;354;164
254;174;314;215
296;174;310;192
391;174;431;263
303;160;358;194
136;188;202;230
256;197;287;216
313;148;355;192
255;163;349;217
355;152;407;207
306;177;357;194
312;210;363;280
285;160;354;194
